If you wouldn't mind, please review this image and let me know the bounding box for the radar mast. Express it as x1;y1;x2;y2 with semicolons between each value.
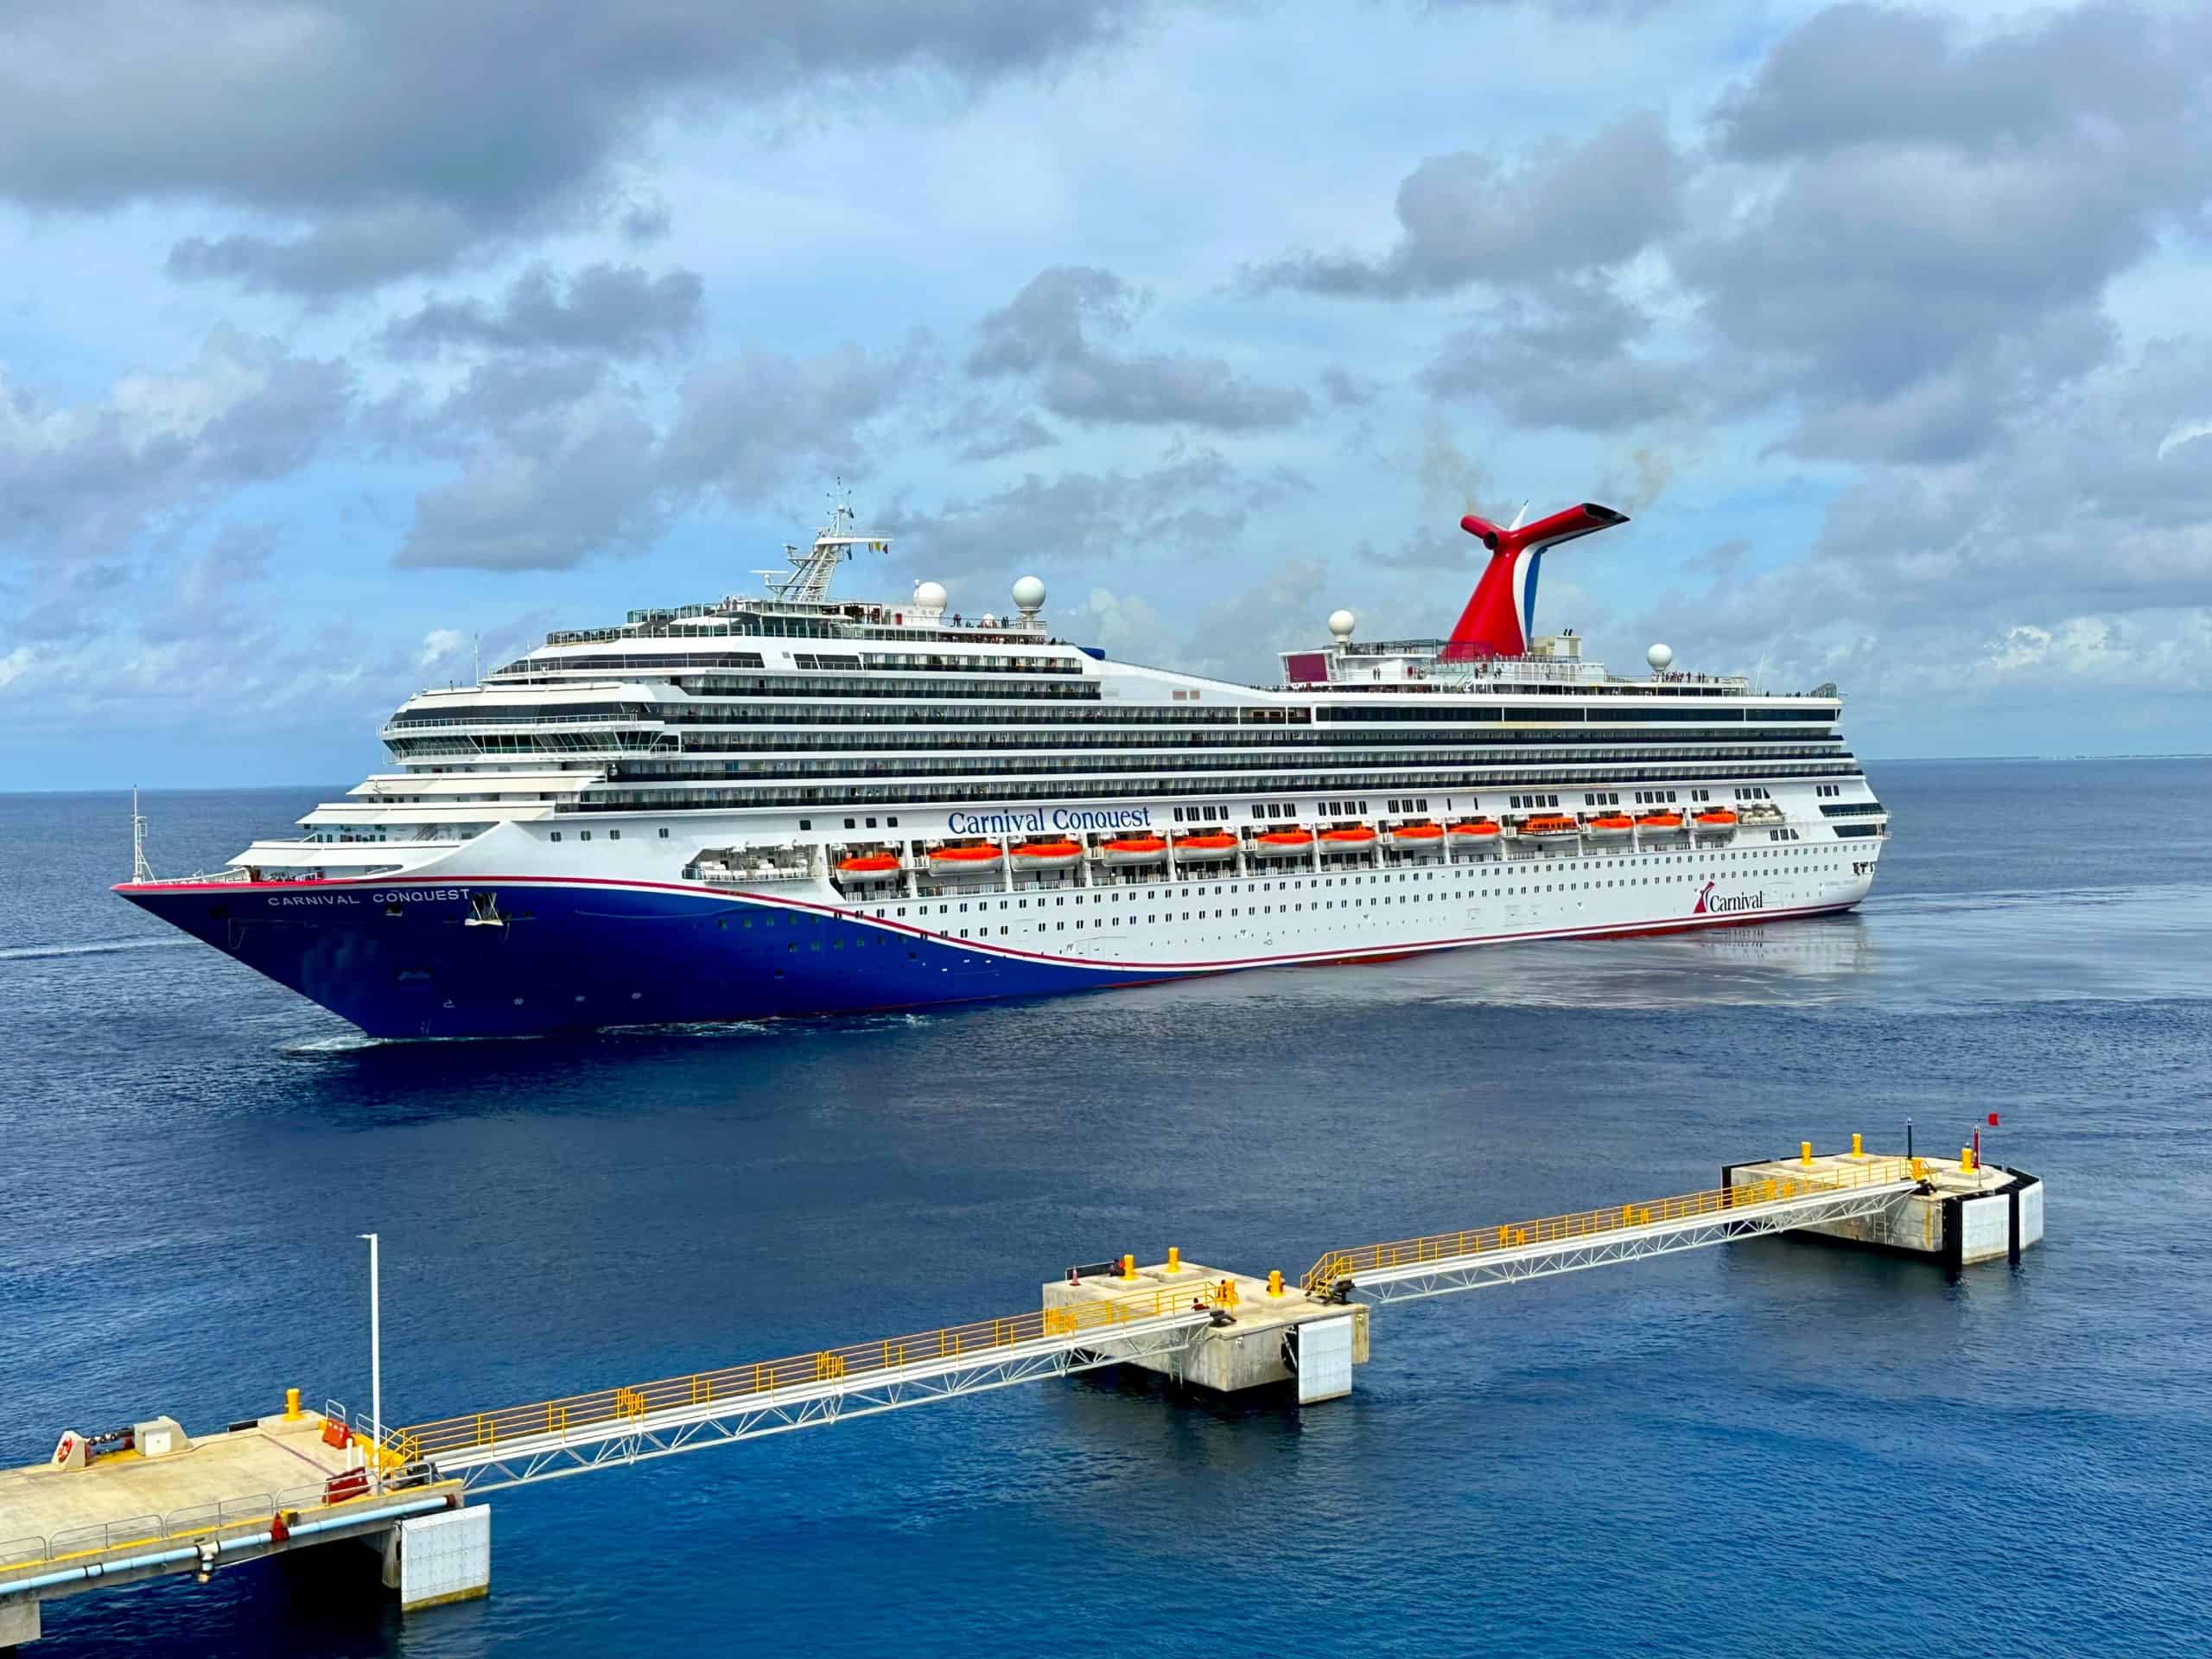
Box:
756;493;891;604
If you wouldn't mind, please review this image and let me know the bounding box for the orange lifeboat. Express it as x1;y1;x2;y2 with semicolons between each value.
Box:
1585;812;1635;840
1449;818;1502;839
1250;827;1316;858
1011;839;1084;869
836;852;901;881
1171;832;1237;862
1636;811;1685;831
1694;809;1738;827
1321;824;1376;846
1101;835;1168;867
927;841;1004;871
1390;823;1444;842
1520;813;1582;843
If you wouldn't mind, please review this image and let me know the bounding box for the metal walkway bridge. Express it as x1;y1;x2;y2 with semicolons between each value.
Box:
379;1154;1923;1496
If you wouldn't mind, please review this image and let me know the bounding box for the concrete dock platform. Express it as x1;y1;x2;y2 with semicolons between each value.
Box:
0;1404;468;1647
1044;1257;1370;1402
1726;1147;2043;1267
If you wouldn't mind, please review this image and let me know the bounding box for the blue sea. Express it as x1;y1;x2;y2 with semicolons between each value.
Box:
3;759;2209;1657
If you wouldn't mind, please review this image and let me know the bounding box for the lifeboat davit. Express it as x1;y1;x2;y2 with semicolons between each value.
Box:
1449;818;1502;839
836;852;902;881
1101;835;1168;866
1520;813;1582;844
928;842;1004;871
1249;828;1315;858
1320;825;1376;846
1585;813;1634;840
1172;832;1237;862
1636;811;1685;832
1011;839;1084;869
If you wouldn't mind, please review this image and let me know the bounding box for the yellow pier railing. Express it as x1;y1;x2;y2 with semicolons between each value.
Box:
1300;1155;1921;1296
389;1278;1227;1466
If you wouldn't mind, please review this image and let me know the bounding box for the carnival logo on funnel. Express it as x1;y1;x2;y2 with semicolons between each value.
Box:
1694;880;1766;916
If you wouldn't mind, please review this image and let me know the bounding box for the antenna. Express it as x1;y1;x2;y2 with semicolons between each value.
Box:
474;632;481;684
130;787;156;884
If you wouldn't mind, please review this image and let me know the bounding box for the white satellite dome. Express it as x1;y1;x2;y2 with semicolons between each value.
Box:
1012;575;1046;615
913;580;948;609
1328;608;1357;639
1647;642;1675;671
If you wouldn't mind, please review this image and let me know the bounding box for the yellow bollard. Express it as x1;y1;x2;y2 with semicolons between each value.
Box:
1167;1246;1180;1274
284;1387;301;1421
1801;1141;1813;1166
1268;1269;1284;1298
1120;1252;1136;1281
1962;1146;1976;1172
1852;1133;1863;1157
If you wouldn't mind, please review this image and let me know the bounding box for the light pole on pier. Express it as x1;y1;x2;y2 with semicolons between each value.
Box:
359;1232;382;1492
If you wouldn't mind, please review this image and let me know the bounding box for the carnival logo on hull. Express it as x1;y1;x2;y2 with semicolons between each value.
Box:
1694;880;1766;917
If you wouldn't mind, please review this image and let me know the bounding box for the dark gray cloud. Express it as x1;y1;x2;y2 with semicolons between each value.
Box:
969;267;1309;430
382;264;703;359
0;0;1147;293
1247;112;1681;299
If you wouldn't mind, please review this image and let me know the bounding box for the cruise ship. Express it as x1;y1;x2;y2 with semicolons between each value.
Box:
118;501;1889;1038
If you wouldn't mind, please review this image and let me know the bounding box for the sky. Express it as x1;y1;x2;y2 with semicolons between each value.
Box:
2;0;2209;790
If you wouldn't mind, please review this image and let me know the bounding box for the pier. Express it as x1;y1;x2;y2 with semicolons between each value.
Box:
0;1143;2041;1649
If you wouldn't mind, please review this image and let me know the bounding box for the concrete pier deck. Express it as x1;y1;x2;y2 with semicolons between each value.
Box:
0;1406;463;1647
1726;1148;2042;1267
1044;1258;1370;1400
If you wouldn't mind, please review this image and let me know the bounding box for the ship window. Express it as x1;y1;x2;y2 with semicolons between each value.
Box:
580;831;592;841
609;830;620;840
888;817;899;827
800;819;811;830
550;832;562;842
867;817;878;827
658;828;669;838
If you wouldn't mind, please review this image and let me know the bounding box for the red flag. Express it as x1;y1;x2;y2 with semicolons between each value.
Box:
1987;1113;2001;1126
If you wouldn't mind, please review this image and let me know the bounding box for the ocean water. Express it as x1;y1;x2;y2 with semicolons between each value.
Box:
3;758;2209;1657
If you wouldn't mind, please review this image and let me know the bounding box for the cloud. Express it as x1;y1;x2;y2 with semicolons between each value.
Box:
968;266;1309;430
1319;366;1381;409
0;0;1150;293
885;449;1294;575
0;327;352;575
417;627;469;669
664;338;926;504
381;264;703;359
1421;278;1697;431
1246;112;1682;299
383;334;926;570
1675;1;2212;462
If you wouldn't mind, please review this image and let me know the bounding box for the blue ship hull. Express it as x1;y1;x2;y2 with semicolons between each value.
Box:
117;879;1162;1039
118;876;1859;1040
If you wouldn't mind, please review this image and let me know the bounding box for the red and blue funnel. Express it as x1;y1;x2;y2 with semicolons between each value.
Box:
1442;502;1629;659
